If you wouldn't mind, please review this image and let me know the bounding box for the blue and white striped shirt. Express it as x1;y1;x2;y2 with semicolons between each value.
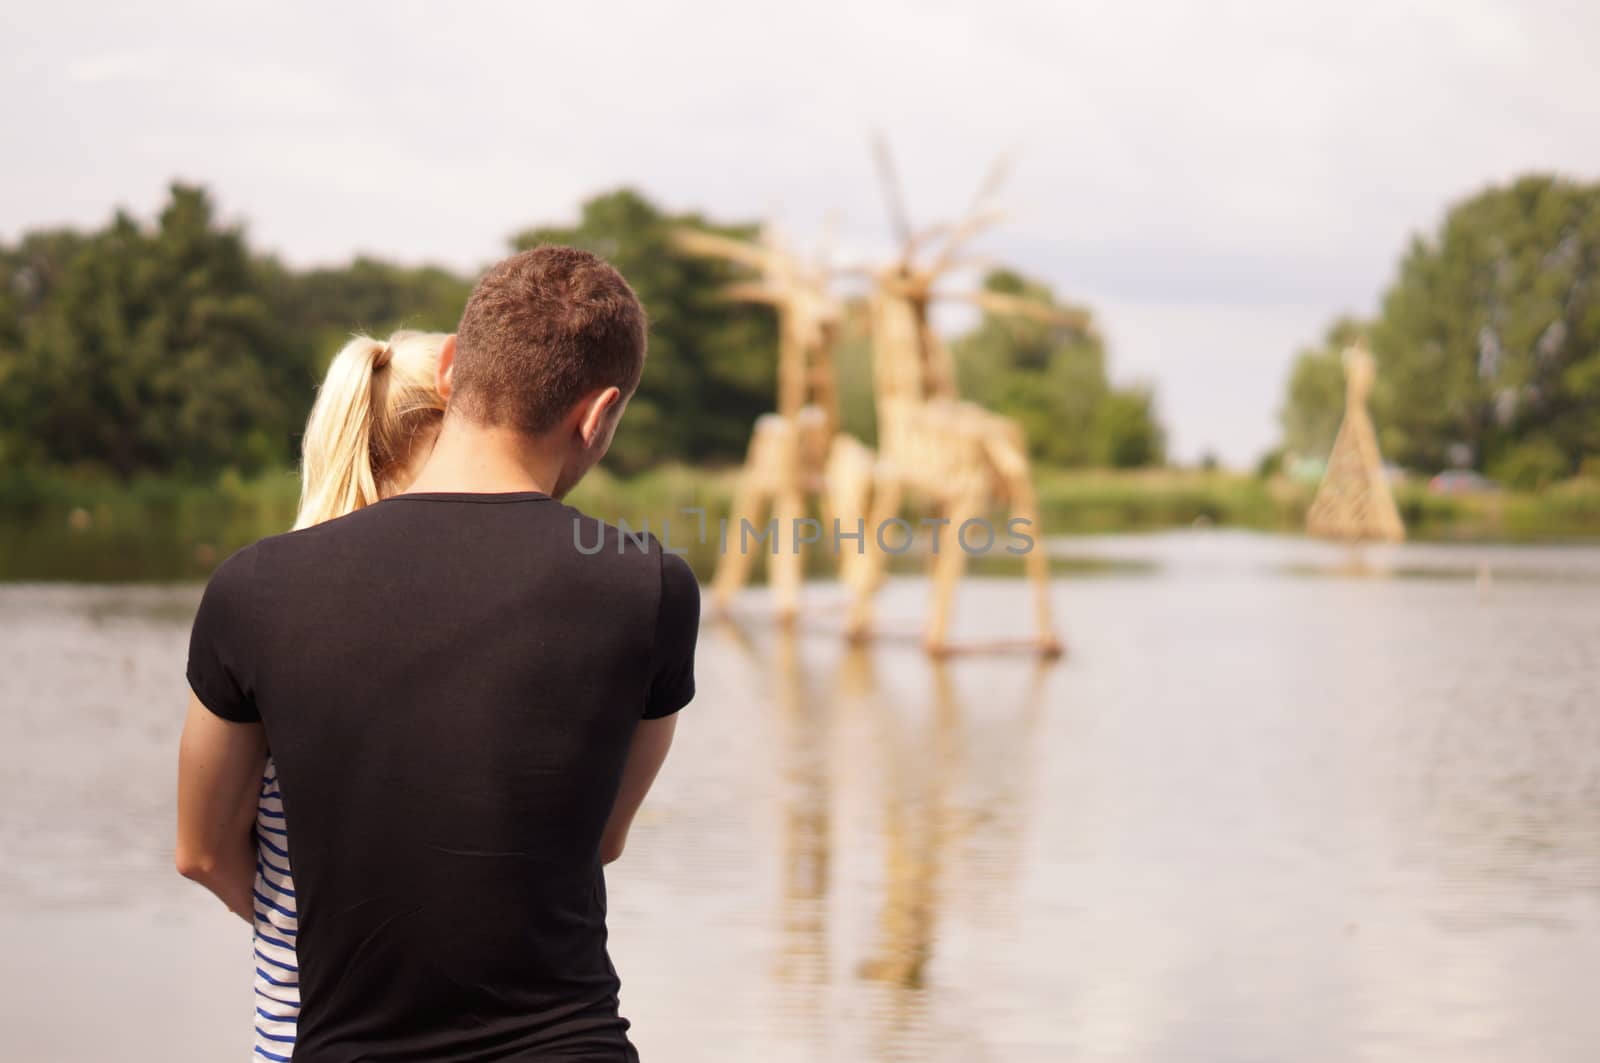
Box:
253;757;300;1061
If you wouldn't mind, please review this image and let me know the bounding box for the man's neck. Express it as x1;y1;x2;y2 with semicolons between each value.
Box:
402;417;565;497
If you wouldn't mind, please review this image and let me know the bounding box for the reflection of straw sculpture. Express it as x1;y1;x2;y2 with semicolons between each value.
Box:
770;628;831;1006
729;628;1052;1051
844;143;1083;656
672;226;878;621
858;663;958;993
1306;341;1406;543
944;661;1051;930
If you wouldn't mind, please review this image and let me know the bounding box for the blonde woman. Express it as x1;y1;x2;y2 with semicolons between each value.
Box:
253;329;449;1061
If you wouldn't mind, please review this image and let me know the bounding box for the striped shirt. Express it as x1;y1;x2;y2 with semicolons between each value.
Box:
253;757;300;1061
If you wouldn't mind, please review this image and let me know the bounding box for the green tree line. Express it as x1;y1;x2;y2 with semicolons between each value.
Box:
0;182;1163;480
954;269;1164;468
1281;175;1600;488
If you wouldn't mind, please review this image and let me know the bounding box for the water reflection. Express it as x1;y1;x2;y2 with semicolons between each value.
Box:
772;626;833;1026
855;649;946;993
715;614;1056;1061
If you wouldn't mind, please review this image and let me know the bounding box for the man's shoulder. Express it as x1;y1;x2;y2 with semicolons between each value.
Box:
243;509;359;555
558;502;666;559
659;549;699;601
195;538;262;610
216;506;395;588
557;503;700;599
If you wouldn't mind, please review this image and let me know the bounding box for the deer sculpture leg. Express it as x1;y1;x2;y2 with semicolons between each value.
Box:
984;429;1062;657
824;434;877;592
843;464;902;643
712;415;787;613
770;442;806;623
1007;471;1061;657
923;489;984;655
711;479;768;614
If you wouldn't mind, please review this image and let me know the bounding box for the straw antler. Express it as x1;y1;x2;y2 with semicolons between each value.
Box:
871;131;915;253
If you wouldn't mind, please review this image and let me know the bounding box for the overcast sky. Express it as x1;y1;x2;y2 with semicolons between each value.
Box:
4;0;1597;464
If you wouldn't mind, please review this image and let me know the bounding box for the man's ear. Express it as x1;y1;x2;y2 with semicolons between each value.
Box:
436;335;457;400
577;386;623;446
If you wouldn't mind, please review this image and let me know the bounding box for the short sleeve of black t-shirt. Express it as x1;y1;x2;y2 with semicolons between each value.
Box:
186;544;261;724
644;549;700;719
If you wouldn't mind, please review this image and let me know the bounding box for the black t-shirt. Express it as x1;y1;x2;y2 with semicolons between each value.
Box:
186;491;699;1062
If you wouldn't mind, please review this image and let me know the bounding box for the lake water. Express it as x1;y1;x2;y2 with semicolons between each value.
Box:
1;530;1597;1062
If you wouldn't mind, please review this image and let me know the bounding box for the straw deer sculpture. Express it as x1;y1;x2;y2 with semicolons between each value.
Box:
671;224;879;621
842;141;1087;657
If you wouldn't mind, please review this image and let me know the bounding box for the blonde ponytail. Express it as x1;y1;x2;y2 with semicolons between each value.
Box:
294;330;449;529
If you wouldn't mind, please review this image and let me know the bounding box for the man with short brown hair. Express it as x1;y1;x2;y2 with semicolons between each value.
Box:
178;246;698;1061
452;245;649;438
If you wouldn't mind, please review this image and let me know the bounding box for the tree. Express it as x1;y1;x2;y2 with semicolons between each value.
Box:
1279;316;1365;459
510;188;777;472
953;269;1164;467
1098;386;1166;468
1371;175;1600;475
268;256;472;370
9;184;314;476
2;183;782;479
0;230;89;465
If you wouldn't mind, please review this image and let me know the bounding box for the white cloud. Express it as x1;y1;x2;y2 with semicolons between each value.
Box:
4;0;1598;464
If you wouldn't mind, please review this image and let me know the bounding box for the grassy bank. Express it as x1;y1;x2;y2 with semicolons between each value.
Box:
1033;468;1600;541
2;465;1597;582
